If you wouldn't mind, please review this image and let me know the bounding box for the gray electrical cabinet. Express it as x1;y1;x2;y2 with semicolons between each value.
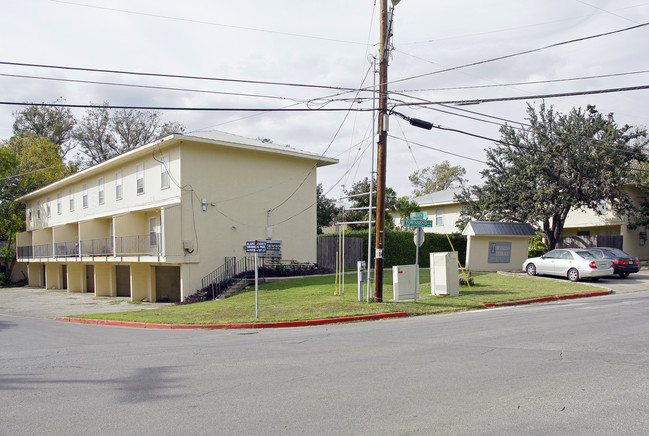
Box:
430;252;459;296
392;264;418;301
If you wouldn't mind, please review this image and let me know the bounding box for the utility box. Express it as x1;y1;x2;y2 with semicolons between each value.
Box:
430;252;459;296
357;261;367;301
392;264;418;301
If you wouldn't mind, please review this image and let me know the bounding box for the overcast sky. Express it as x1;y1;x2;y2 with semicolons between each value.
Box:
2;0;649;202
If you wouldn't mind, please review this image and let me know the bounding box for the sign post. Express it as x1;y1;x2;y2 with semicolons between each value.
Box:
246;240;267;318
406;214;430;302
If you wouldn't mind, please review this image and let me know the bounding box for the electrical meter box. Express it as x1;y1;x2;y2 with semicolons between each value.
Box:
392;264;418;301
430;252;460;296
357;261;367;301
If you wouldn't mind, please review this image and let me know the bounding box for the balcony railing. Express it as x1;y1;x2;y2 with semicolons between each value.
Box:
16;233;162;261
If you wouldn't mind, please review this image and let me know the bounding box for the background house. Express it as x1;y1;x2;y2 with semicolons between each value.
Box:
16;131;337;301
398;187;649;261
393;188;464;234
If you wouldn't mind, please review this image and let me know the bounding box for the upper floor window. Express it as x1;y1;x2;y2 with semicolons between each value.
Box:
98;177;104;204
46;197;51;218
36;200;41;219
69;188;74;211
136;163;144;195
82;184;88;208
28;204;32;221
160;154;170;189
57;193;62;215
115;170;123;200
436;208;443;226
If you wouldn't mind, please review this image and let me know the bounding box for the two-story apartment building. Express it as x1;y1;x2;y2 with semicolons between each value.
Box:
394;187;649;260
16;131;337;301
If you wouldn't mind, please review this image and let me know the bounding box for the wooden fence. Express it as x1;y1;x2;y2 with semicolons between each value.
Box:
317;237;364;270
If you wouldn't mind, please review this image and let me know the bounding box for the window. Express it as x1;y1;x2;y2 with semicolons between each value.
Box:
69;188;74;211
28;204;32;221
149;217;158;246
98;177;104;204
37;200;41;219
82;184;88;208
136;163;144;194
46;197;51;217
160;154;170;189
57;193;62;215
115;170;123;200
435;209;443;226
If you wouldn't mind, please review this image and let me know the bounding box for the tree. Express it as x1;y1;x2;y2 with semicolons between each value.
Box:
73;103;186;167
457;103;648;250
316;184;342;234
12;99;76;157
408;161;466;196
0;135;73;281
342;177;398;231
393;196;421;229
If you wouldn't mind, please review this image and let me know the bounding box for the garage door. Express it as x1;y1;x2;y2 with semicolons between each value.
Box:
155;266;180;302
116;265;131;297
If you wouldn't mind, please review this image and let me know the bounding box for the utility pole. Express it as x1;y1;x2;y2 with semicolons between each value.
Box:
373;0;392;303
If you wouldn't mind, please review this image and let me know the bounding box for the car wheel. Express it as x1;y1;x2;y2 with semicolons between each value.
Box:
526;263;536;276
567;268;580;282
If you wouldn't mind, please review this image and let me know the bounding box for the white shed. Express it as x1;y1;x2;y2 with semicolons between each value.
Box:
462;221;536;272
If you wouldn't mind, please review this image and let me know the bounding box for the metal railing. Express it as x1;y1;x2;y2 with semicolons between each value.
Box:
81;238;113;256
16;233;162;261
201;256;262;300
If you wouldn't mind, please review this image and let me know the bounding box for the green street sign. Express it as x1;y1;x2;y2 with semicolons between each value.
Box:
404;219;432;227
410;212;428;219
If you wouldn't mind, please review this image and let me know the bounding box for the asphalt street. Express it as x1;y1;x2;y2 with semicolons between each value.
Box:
1;274;648;435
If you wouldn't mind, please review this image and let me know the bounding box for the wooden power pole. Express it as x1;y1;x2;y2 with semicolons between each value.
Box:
374;0;391;303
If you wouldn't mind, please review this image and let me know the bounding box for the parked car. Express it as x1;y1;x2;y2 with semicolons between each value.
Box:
588;247;640;278
523;248;613;282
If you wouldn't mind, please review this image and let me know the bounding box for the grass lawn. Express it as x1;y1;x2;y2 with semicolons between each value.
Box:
69;271;606;324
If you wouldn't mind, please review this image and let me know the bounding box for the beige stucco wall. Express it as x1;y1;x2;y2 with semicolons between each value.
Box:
466;236;531;272
178;140;319;292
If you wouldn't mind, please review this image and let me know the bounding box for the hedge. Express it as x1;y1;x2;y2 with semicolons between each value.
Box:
320;229;466;268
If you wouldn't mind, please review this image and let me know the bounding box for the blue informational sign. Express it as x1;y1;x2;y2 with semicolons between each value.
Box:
246;240;267;253
488;241;512;263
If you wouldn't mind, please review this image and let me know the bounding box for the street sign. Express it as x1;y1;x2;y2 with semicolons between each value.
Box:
410;212;428;220
404;219;432;227
413;227;425;247
246;240;267;253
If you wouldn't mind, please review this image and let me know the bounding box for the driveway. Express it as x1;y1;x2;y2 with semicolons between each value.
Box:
0;287;171;319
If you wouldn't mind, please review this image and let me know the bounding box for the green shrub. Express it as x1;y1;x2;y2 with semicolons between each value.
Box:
320;229;466;268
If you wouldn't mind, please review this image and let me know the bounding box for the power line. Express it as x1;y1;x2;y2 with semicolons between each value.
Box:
387;134;486;164
0;101;373;112
390;21;649;85
397;83;649;106
0;61;361;93
51;0;369;46
392;69;649;93
0;73;314;104
428;123;649;174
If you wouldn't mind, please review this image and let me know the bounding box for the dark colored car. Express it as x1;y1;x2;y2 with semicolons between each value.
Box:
589;247;640;278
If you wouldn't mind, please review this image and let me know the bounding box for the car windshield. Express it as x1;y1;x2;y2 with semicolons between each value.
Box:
576;250;596;259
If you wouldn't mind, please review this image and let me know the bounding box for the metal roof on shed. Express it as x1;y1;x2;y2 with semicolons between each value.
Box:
462;221;536;236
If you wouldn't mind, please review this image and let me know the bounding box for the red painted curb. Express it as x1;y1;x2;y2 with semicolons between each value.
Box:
55;312;409;329
484;290;612;308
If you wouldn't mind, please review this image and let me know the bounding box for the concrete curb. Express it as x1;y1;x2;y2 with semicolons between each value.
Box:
54;312;409;329
483;290;613;308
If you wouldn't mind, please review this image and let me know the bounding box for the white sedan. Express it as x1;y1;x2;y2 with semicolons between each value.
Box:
523;248;613;282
